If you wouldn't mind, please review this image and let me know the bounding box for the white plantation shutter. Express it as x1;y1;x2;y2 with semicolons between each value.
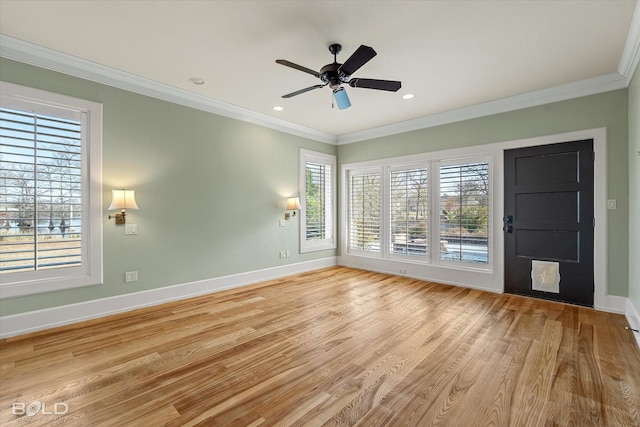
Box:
348;170;381;254
305;160;331;240
0;107;83;273
439;160;489;264
390;166;428;258
300;150;336;252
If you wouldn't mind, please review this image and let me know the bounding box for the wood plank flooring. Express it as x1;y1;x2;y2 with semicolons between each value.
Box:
1;267;639;426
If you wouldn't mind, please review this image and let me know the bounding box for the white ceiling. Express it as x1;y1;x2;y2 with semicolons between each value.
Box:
0;1;638;141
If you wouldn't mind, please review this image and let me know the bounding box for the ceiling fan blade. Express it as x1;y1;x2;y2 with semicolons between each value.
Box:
339;45;377;76
275;59;321;78
349;78;401;92
281;84;326;98
333;88;351;110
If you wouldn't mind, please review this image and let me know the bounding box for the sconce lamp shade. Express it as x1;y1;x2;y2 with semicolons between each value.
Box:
108;189;139;211
286;197;301;211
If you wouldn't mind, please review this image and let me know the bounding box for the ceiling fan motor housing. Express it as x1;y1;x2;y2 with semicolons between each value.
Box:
320;63;350;89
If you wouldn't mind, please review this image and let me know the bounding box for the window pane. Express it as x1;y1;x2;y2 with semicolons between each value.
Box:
0;108;83;274
349;171;381;253
439;161;489;264
390;167;428;258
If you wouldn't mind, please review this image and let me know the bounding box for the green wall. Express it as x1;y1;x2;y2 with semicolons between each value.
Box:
338;90;630;297
629;68;640;313
0;58;336;315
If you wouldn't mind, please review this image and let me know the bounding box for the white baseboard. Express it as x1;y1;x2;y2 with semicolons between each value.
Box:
626;298;640;349
338;255;501;295
0;257;337;339
594;294;628;314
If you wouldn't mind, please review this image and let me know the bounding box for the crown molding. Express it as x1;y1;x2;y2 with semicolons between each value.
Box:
336;72;628;145
1;33;635;148
0;35;337;145
618;0;640;86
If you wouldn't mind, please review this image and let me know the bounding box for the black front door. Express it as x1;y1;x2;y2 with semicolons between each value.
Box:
504;140;594;307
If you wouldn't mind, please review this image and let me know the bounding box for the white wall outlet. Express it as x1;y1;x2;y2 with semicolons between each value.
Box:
125;223;138;235
285;250;290;258
279;250;286;259
125;271;138;283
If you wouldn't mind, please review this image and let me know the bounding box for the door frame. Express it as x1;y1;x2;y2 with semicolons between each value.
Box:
493;127;614;310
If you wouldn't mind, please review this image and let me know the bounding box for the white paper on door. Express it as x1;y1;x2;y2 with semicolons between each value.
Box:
531;260;560;293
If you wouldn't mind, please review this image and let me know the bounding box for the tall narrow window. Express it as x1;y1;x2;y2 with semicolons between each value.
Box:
390;166;429;258
300;150;336;252
1;82;102;298
439;160;489;264
348;169;381;254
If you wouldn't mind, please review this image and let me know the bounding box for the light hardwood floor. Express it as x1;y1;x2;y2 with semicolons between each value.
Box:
1;267;639;426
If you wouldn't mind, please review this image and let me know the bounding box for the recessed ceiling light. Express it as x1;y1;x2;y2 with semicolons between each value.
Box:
189;77;205;85
273;106;284;111
402;93;415;100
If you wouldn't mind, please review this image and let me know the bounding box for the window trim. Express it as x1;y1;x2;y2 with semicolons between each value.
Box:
0;81;103;298
299;149;336;253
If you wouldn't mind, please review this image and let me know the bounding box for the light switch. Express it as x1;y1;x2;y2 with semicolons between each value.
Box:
125;223;138;235
607;200;616;210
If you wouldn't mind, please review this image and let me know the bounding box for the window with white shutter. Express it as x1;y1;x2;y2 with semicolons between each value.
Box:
300;150;336;252
348;169;381;254
0;82;102;298
343;154;491;270
390;166;428;258
439;160;489;264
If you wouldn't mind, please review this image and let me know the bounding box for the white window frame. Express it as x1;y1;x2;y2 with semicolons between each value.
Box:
0;81;103;298
342;152;493;272
299;149;336;253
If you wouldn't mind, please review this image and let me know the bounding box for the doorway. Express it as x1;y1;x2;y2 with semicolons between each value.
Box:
504;139;594;307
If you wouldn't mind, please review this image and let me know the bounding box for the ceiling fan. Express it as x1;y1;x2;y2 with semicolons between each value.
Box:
275;43;401;110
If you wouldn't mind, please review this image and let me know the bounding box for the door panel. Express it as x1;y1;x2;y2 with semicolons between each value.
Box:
504;140;594;306
515;152;578;185
516;230;579;261
516;192;578;222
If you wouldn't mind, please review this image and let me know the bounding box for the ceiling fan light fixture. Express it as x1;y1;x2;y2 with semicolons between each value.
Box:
333;87;351;110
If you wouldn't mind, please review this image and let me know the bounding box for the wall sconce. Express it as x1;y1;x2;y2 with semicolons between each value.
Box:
284;197;301;220
108;189;139;224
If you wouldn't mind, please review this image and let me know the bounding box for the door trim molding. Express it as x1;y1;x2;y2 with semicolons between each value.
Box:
494;127;607;309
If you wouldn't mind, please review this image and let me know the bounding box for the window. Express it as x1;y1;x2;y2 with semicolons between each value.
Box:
300;149;336;252
344;154;491;270
348;169;381;254
390;166;429;258
439;160;489;264
0;82;102;298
